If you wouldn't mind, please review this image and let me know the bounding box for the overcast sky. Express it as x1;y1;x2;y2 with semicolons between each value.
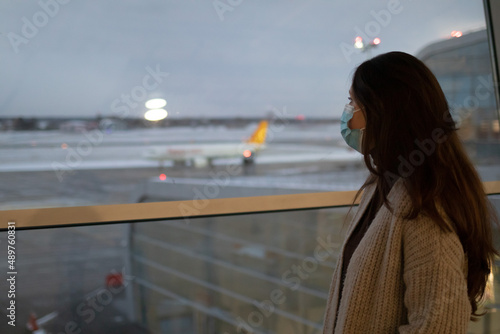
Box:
0;0;487;119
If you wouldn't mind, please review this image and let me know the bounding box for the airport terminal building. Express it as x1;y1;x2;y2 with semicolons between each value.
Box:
417;28;500;163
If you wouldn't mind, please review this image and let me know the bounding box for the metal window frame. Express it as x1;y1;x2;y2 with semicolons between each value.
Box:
484;0;500;119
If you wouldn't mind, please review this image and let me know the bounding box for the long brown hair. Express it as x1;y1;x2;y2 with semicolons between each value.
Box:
350;51;498;319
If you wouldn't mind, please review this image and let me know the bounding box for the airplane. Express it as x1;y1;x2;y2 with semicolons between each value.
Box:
143;120;268;168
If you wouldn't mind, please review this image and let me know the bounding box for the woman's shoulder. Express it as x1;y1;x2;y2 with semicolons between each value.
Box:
399;203;465;273
385;179;456;226
384;179;464;261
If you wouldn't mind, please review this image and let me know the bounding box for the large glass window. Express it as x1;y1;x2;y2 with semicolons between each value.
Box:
0;0;498;210
2;197;500;333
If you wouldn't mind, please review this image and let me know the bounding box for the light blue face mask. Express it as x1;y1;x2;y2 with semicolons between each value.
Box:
340;104;365;153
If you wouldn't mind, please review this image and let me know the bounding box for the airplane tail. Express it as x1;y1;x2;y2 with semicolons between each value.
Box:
246;121;268;145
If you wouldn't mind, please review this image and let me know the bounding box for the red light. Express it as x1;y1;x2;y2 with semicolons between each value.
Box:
106;273;123;288
159;174;167;181
61;143;68;149
355;36;363;43
451;30;462;38
373;37;381;45
243;150;252;158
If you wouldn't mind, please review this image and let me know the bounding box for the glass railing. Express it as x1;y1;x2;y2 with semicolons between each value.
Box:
1;192;499;334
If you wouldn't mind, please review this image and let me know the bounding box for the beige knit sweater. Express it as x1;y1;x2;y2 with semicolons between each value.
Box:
322;178;471;333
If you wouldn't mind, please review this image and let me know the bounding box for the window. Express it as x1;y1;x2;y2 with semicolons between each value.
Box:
1;0;498;210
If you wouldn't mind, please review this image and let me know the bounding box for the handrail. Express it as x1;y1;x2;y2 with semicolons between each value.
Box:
1;180;499;230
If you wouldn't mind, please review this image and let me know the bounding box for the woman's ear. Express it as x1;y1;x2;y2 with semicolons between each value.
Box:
348;108;366;129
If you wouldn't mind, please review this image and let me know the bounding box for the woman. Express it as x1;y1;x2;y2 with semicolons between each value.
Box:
322;51;498;333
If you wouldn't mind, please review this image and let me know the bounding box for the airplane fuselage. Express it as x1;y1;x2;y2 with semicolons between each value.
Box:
143;143;265;161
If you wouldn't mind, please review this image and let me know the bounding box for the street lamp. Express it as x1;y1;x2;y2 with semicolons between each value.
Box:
145;98;167;109
144;109;168;121
144;98;168;122
354;36;381;58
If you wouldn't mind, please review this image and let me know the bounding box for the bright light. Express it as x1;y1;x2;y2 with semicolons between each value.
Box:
144;109;168;121
159;174;167;181
145;98;167;109
373;37;381;45
492;120;499;133
485;270;495;302
243;150;252;158
451;30;462;38
354;36;364;49
61;143;68;149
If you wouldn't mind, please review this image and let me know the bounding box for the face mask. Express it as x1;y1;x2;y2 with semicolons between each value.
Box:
340;104;365;153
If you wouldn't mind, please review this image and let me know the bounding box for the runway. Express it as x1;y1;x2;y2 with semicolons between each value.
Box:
0;124;365;210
